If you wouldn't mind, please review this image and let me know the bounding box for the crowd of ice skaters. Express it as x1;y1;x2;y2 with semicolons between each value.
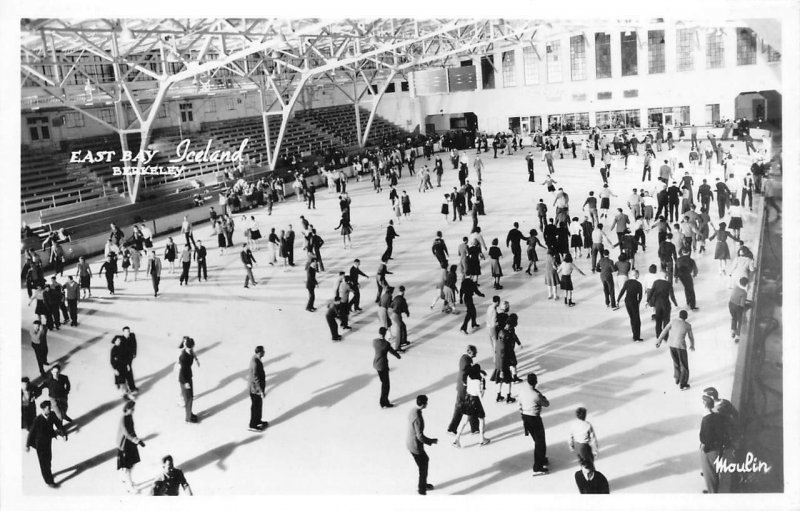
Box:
21;122;779;495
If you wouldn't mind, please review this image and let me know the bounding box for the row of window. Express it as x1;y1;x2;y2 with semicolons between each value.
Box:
493;28;780;88
43;95;276;130
510;104;722;132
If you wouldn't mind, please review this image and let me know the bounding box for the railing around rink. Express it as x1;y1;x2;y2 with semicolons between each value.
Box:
723;179;782;493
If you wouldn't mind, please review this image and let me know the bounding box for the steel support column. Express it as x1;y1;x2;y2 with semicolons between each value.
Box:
361;70;396;147
261;74;310;170
353;72;362;147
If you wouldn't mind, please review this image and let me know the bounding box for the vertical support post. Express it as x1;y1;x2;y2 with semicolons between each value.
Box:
259;85;273;169
354;102;362;148
266;74;310;170
129;82;171;203
109;31;135;201
353;71;362;146
49;34;62;84
361;70;397;147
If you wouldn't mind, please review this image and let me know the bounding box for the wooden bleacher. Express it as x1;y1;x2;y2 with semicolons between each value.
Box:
20;150;105;214
294;104;411;147
201;114;341;162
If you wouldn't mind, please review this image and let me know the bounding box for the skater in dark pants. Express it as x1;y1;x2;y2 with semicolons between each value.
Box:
382;220;398;262
519;373;550;475
326;298;342;341
146;251;162;297
30;320;49;376
446;345;480;435
617;269;644;342
506;222;527;272
247;345;268;431
178;338;198;423
194;240;208;281
648;274;678;339
178;245;192;285
459;277;485;334
305;259;318;312
373;327;401;408
42;365;72;424
407;395;438;495
98;254;117;295
675;249;699;310
348;259;369;312
26;400;67;488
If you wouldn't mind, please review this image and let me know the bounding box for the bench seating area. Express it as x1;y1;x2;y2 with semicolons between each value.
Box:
201;115;339;161
21;152;104;213
20;105;410;216
294;104;411;147
69;134;141;192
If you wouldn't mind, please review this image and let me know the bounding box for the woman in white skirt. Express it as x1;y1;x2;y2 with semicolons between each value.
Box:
728;199;744;239
248;216;262;251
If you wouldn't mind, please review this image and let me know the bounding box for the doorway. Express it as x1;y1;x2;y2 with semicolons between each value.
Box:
752;99;766;121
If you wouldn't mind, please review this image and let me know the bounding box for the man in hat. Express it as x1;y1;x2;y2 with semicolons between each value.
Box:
248;346;268;431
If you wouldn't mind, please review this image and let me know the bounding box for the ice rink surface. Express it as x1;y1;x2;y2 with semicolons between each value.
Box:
21;142;762;496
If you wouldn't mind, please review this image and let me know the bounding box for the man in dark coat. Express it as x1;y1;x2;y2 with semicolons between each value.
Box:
178;338;198;423
326;298;342;341
526;152;535;181
305;259;318;312
714;178;731;219
306;182;316;209
41;365;72;424
382;220;398;262
286;225;296;266
445;345;480;435
667;182;681;223
459;278;485;334
311;229;325;271
655;187;669;220
647;273;679;339
431;232;449;269
348;259;368;312
617;270;644;341
506;222;528;271
26;400;66;487
658;233;678;283
120;327;138;392
373;327;401;408
543;218;557;250
248;346;268;431
697;179;714;213
675;249;699;310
